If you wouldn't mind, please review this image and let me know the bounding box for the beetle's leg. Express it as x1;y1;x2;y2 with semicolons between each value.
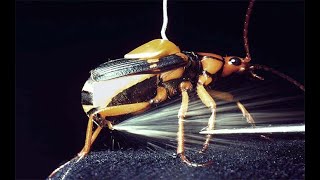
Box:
197;83;217;153
177;81;212;167
78;102;150;155
78;115;95;157
236;102;255;127
149;86;168;104
97;102;150;118
79;102;151;153
79;125;103;153
208;90;255;127
208;90;277;141
177;86;189;157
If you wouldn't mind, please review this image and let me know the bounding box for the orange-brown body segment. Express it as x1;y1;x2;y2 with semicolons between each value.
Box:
201;57;224;75
161;67;185;82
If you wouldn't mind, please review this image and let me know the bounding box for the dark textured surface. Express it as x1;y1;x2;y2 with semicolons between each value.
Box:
49;134;305;180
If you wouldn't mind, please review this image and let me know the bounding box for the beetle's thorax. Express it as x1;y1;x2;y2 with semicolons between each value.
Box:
187;52;225;86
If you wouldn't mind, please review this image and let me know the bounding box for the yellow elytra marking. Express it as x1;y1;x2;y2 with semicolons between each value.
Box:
147;59;160;63
124;39;181;59
149;64;158;68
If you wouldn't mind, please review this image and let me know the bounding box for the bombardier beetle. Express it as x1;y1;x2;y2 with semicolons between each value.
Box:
50;0;305;176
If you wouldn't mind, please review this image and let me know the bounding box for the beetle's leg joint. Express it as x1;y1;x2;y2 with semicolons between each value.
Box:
93;113;113;130
149;86;168;104
179;81;193;92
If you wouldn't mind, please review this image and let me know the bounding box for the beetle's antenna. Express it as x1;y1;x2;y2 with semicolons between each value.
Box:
250;64;305;92
243;0;255;62
161;0;169;40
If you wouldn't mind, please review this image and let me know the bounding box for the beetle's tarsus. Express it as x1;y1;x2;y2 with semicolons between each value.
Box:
199;142;210;154
236;101;256;128
178;153;212;167
77;150;89;158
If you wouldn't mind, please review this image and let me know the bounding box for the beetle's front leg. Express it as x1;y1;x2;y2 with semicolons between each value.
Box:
208;90;255;127
207;90;277;141
197;74;217;153
236;102;255;127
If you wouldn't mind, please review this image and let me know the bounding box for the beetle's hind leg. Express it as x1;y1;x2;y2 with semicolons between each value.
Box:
177;81;212;167
78;115;103;157
79;102;152;154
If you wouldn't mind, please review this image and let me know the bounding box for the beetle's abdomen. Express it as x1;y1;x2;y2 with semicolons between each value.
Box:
108;76;157;106
81;74;156;116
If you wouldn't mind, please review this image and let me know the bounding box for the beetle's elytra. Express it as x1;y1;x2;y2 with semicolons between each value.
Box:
49;0;304;176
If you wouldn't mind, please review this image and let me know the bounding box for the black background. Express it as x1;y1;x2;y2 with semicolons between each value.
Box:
16;0;304;179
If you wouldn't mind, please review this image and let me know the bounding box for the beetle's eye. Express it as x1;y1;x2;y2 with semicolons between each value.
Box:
229;57;242;66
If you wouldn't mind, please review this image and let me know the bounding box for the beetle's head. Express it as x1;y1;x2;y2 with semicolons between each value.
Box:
221;56;250;77
221;56;265;80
